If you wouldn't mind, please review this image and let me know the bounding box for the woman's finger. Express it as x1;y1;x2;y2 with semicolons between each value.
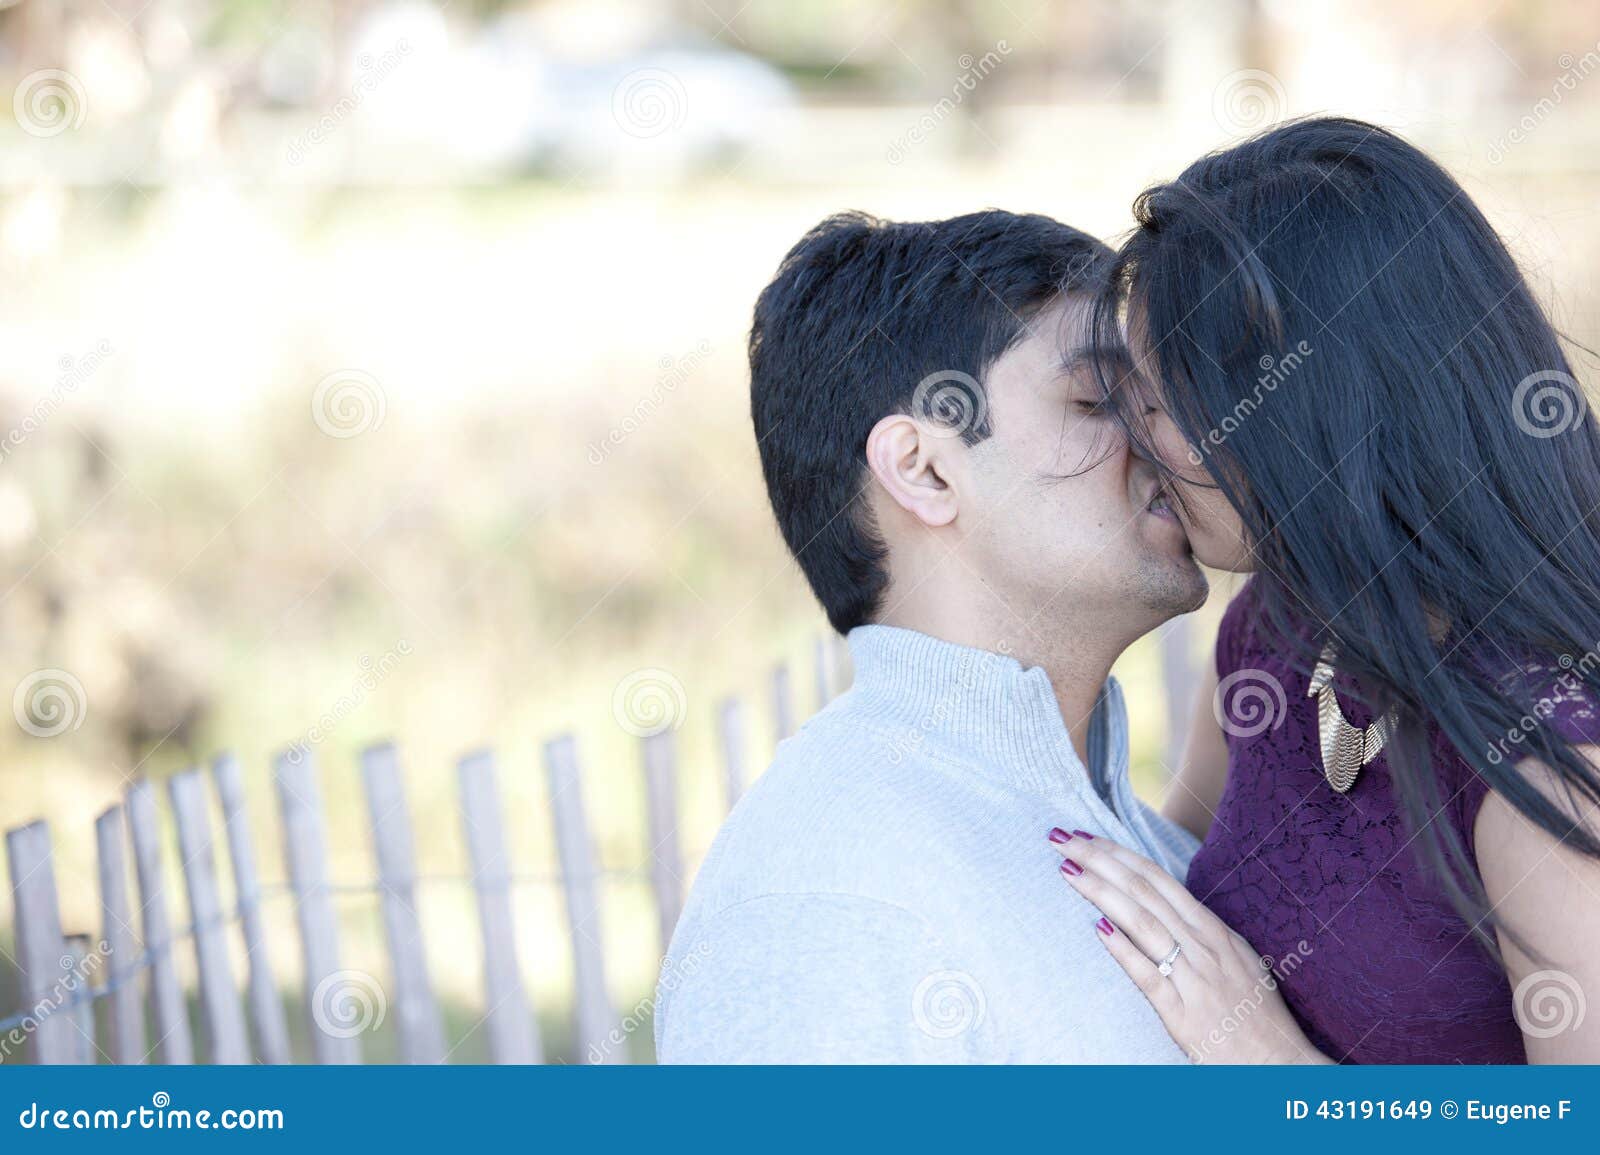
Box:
1050;830;1227;955
1093;915;1184;1022
1056;856;1208;1000
1053;836;1217;967
1049;831;1209;940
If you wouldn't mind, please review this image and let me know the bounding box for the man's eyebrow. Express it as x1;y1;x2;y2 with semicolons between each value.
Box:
1061;347;1097;374
1060;345;1136;385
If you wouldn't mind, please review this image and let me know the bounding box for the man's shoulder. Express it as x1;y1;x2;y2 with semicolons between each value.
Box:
684;696;978;912
745;697;956;811
654;704;996;1061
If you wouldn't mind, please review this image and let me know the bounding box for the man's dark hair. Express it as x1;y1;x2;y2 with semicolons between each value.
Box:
749;209;1110;634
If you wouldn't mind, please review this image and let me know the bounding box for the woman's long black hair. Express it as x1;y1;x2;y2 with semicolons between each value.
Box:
1093;116;1600;948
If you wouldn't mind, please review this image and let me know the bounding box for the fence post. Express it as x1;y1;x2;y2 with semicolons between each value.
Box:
641;730;684;955
771;662;794;746
274;748;360;1064
830;631;854;695
211;753;292;1064
126;780;194;1064
716;696;746;812
1160;615;1197;777
456;748;541;1064
812;635;831;711
5;821;76;1064
63;933;97;1065
359;742;448;1064
169;769;251;1064
94;804;145;1064
544;734;617;1063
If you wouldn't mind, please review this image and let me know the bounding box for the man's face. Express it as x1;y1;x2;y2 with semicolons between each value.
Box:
952;297;1208;641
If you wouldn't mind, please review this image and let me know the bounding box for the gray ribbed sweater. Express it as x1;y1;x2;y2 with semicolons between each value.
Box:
654;624;1198;1063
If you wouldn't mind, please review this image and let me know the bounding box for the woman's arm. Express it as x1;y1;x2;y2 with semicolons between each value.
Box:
1475;748;1600;1062
1161;659;1230;841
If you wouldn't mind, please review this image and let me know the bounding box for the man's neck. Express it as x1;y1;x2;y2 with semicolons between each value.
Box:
1047;648;1118;767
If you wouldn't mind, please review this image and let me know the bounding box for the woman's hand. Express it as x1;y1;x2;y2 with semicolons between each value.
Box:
1049;827;1333;1064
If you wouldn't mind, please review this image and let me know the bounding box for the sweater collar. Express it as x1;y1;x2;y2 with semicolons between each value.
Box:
843;624;1128;800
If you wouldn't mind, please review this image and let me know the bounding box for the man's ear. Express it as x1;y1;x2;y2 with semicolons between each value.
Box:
864;413;959;528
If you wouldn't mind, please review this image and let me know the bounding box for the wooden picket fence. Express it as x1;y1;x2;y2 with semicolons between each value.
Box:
1;639;845;1066
3;621;1197;1067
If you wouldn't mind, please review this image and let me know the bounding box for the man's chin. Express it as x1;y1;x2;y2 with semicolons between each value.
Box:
1136;554;1209;619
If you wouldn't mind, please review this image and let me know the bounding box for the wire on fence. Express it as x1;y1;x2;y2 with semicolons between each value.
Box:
0;865;676;1037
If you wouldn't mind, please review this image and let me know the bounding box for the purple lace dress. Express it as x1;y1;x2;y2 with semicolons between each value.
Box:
1187;580;1600;1063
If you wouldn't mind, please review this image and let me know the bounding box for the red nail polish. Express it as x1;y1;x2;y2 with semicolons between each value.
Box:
1096;916;1115;936
1048;827;1073;845
1072;829;1095;840
1060;858;1084;877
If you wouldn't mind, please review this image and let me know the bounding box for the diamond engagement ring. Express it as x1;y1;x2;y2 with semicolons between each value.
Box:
1157;943;1183;977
